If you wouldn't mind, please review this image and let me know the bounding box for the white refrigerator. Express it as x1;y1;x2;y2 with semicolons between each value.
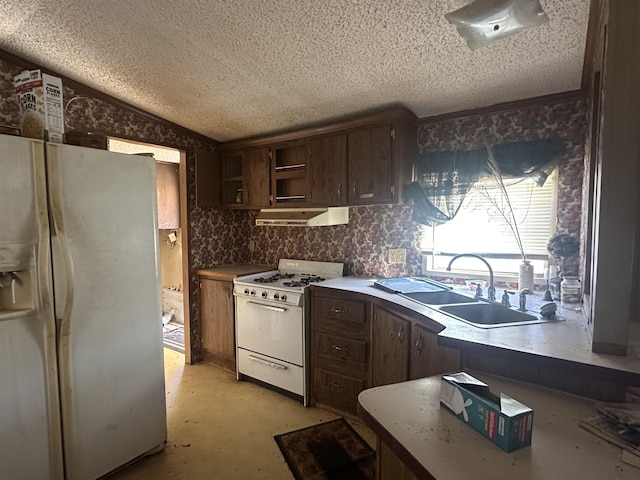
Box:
0;134;167;479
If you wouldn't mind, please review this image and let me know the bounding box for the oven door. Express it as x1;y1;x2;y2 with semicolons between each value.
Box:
235;297;303;366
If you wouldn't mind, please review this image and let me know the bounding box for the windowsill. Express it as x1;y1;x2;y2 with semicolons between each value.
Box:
421;268;547;289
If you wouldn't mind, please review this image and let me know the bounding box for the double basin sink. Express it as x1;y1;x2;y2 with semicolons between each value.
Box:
399;289;545;329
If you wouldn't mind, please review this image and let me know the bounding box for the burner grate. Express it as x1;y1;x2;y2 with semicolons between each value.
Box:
283;275;326;287
253;273;295;284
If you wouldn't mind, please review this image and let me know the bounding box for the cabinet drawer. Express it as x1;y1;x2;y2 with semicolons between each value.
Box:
314;296;367;337
315;332;367;368
314;369;365;414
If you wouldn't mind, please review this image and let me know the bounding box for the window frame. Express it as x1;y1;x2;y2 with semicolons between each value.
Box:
419;169;558;282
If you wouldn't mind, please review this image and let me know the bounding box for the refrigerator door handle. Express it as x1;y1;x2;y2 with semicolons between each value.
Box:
47;150;75;334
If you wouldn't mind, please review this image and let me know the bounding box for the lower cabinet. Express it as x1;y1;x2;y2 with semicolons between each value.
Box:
313;369;366;414
377;440;419;480
311;290;370;415
410;323;460;380
199;276;235;370
310;287;461;416
372;305;410;387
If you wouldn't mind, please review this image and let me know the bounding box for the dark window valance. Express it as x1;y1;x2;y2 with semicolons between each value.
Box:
402;138;565;225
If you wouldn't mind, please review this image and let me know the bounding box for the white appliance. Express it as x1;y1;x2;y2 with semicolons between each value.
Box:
255;207;349;226
0;135;166;480
233;259;345;406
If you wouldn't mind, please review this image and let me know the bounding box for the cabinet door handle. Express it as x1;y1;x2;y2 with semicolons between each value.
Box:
397;325;405;345
337;183;341;200
415;333;423;357
391;184;395;196
352;181;357;197
330;308;346;314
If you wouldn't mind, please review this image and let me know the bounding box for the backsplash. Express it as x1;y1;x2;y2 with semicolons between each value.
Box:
245;205;422;277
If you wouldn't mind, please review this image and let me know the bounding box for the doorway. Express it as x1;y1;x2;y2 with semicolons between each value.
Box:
107;138;186;355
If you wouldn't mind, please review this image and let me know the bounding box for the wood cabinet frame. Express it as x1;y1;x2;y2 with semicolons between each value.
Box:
217;107;418;209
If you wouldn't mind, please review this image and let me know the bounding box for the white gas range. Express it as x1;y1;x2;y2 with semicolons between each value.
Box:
233;259;346;405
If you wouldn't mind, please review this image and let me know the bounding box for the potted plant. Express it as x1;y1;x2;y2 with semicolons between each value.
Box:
546;233;580;277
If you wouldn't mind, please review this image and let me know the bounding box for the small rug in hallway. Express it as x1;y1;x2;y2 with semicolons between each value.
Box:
163;323;184;354
274;418;375;480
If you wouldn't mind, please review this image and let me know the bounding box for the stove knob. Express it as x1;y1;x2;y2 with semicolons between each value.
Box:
244;288;250;295
273;293;279;300
250;290;256;296
261;291;268;299
281;294;287;302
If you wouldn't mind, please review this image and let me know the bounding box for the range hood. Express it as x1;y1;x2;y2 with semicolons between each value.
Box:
256;207;349;227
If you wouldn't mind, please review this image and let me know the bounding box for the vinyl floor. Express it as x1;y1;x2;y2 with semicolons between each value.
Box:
108;349;376;479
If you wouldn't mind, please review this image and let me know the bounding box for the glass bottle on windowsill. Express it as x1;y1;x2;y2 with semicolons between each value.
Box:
518;260;534;291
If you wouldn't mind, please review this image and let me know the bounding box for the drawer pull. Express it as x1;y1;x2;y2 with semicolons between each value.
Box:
330;381;347;389
330;308;347;314
247;355;288;370
331;344;349;359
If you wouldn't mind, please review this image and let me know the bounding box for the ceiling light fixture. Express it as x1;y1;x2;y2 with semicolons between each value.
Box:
445;0;549;50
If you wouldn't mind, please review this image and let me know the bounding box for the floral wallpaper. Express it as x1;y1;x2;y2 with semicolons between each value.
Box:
245;205;422;277
1;53;588;362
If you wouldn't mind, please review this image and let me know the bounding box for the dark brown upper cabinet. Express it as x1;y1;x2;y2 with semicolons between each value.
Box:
216;107;417;209
219;146;270;208
308;133;348;206
347;125;394;205
269;139;309;207
195;147;220;208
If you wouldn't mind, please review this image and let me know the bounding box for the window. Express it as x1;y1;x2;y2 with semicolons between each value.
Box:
420;169;557;279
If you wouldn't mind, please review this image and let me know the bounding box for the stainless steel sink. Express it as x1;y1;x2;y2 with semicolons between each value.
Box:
401;291;480;306
439;303;541;327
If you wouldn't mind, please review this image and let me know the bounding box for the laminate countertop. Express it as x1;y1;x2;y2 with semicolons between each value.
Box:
196;264;274;281
358;372;639;480
313;277;640;377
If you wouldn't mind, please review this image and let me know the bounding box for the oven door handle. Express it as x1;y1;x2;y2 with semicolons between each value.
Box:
247;355;288;370
246;301;287;313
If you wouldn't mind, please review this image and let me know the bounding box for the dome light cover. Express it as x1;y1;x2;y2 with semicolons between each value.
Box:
445;0;549;50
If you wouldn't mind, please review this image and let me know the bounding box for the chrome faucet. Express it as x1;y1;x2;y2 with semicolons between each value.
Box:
518;289;531;312
446;254;496;301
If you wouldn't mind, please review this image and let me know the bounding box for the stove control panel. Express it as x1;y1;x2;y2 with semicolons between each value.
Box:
233;284;300;306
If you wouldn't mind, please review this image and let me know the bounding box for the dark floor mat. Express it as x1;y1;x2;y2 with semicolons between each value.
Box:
274;418;375;480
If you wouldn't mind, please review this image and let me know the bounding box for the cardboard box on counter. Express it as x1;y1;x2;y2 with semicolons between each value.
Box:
440;372;534;452
14;69;64;143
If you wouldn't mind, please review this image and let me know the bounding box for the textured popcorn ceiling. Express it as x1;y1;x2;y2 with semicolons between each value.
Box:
0;0;590;142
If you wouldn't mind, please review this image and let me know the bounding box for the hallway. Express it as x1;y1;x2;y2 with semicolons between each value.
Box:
109;349;375;479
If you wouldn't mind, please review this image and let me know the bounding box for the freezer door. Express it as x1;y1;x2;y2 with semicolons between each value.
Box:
0;135;63;479
46;143;167;480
